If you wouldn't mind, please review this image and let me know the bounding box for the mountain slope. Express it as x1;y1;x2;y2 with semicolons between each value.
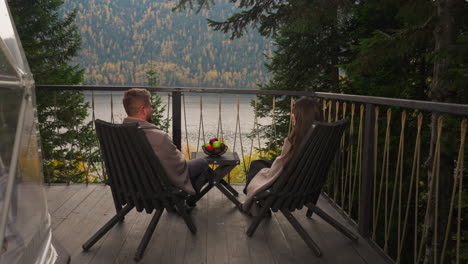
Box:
62;0;272;88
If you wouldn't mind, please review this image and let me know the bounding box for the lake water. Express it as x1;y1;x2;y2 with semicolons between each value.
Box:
84;91;272;156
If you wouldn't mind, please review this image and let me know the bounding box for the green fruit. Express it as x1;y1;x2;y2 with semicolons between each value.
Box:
203;143;210;147
212;141;221;149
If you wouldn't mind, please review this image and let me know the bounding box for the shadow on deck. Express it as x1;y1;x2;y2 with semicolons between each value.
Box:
46;184;388;264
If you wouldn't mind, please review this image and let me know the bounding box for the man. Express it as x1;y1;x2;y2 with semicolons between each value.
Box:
122;88;212;198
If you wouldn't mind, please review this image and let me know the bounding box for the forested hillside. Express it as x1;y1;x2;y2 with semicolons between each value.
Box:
61;0;272;88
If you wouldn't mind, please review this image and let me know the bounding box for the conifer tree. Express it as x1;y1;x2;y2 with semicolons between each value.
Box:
146;60;170;131
8;0;98;183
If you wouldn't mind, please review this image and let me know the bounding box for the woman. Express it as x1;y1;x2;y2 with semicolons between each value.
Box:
242;97;323;216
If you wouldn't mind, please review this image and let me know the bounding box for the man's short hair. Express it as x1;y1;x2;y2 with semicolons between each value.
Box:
123;88;151;116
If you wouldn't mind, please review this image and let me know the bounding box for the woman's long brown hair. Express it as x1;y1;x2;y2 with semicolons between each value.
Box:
285;97;323;164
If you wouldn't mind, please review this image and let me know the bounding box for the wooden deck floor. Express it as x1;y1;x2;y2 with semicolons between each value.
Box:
46;184;387;264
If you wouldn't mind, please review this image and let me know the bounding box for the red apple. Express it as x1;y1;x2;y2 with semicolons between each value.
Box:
206;145;214;152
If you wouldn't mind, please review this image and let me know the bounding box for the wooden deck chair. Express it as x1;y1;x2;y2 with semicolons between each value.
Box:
82;120;197;262
246;120;358;257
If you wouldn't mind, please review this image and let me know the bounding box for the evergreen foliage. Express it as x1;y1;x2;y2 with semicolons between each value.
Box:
146;60;170;131
9;0;98;183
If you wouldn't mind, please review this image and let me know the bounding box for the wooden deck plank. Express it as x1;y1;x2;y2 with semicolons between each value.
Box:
182;188;208;264
231;186;277;264
158;211;189;264
52;185;112;256
260;213;297;263
68;187;117;263
273;211;323;264
46;184;84;215
317;197;389;264
293;210;360;264
221;187;252;264
113;210;152;263
51;185;98;229
45;185;389;264
71;191;118;264
45;184;68;211
206;187;229;264
139;209;173;263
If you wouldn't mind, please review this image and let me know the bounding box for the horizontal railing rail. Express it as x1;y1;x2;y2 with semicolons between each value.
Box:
36;85;316;96
37;85;468;115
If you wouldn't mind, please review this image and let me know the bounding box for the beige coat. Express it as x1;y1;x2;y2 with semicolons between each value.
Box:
123;117;195;194
243;137;292;216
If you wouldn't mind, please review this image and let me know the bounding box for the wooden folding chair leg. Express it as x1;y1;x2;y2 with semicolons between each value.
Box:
134;209;164;262
306;202;358;241
280;209;322;257
82;204;134;251
215;182;242;208
220;179;239;196
246;200;273;237
174;201;197;234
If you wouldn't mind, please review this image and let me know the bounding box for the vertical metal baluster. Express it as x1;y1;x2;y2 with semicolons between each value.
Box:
216;96;224;141
235;96;247;178
53;91;60;183
166;93;171;133
256;97;261;157
68;92;77;185
268;96;276;158
110;91;114;124
182;94;190;159
248;96;260;173
196;96;205;152
288;97;294;135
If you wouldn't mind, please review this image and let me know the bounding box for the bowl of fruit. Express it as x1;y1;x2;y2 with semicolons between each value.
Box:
202;138;228;157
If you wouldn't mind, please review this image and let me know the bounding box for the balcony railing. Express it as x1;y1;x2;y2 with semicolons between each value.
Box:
36;85;468;264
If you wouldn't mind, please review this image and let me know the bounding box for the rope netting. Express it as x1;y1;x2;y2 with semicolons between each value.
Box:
384;111;406;253
374;109;392;241
180;94;295;183
417;116;443;263
346;103;356;214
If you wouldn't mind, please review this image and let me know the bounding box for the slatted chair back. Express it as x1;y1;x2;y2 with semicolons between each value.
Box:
95;119;174;214
269;120;347;212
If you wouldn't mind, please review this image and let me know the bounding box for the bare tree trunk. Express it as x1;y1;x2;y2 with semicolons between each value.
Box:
424;0;460;263
331;5;340;93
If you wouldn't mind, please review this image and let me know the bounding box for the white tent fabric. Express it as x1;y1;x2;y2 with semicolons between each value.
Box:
0;0;57;263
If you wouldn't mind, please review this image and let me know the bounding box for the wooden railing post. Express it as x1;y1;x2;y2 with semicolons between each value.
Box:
359;103;375;237
172;91;182;150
